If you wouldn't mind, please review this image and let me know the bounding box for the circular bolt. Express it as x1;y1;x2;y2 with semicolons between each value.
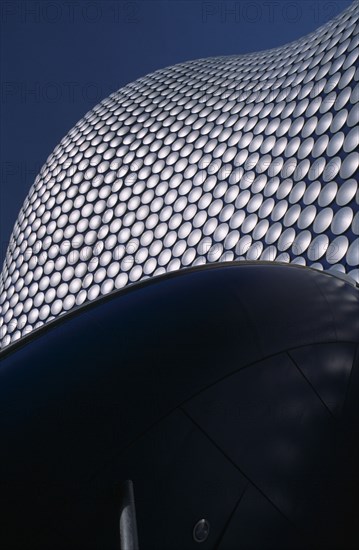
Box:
193;518;210;543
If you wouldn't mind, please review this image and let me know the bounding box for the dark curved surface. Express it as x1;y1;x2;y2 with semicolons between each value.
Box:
0;263;358;549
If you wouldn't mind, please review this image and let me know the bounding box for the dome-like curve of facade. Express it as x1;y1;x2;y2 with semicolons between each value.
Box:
0;2;358;349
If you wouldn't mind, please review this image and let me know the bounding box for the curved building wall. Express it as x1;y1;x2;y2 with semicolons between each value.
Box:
0;2;358;349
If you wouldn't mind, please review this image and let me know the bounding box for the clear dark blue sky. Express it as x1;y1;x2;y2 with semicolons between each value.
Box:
0;0;353;265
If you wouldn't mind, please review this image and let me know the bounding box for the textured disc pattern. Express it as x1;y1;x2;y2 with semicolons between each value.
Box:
0;2;358;349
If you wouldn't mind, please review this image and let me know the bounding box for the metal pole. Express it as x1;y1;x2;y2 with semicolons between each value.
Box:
117;480;139;550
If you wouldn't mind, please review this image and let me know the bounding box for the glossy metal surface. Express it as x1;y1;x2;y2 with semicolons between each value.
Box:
0;2;358;349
